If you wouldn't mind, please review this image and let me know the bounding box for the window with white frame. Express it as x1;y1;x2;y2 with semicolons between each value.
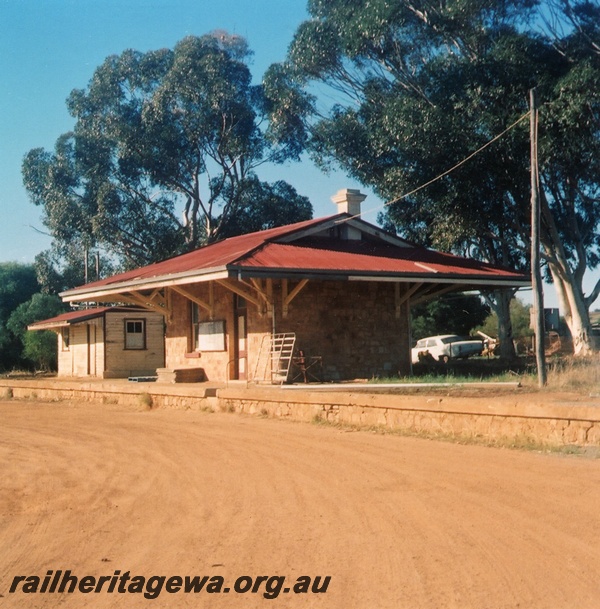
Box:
125;319;146;350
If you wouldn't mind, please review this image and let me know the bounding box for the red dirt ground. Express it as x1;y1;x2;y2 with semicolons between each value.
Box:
1;398;600;608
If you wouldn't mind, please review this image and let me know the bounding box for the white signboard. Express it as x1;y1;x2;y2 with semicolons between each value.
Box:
198;320;226;351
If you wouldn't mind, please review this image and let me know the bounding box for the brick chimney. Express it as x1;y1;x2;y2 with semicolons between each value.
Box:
331;188;367;218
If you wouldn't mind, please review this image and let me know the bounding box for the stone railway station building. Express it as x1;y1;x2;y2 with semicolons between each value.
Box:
30;190;529;382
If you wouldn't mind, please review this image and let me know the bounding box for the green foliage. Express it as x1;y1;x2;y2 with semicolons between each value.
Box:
21;331;59;372
476;297;533;340
262;63;314;159
270;1;545;323
23;32;313;286
411;294;490;340
0;263;39;315
0;263;40;370
7;293;66;371
216;177;312;239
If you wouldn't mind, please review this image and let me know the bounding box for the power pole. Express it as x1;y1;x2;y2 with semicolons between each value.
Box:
530;88;547;387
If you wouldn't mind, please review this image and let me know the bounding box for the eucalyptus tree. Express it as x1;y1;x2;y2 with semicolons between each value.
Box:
215;177;312;239
535;1;600;353
265;0;600;355
23;32;311;279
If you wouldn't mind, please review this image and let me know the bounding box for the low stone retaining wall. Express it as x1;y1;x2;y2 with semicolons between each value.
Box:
1;379;599;447
0;379;218;411
219;387;600;447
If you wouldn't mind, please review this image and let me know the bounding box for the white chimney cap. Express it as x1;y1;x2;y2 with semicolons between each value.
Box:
331;188;367;217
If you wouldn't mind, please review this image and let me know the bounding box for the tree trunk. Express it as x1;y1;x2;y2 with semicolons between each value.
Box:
548;262;594;355
495;290;517;360
484;289;517;360
539;188;595;356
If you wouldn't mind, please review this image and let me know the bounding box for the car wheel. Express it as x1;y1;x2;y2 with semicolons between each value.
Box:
441;355;449;363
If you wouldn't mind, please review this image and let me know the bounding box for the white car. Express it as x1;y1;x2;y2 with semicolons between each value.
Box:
411;334;483;364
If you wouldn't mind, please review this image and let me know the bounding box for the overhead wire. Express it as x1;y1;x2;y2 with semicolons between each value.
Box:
335;110;531;224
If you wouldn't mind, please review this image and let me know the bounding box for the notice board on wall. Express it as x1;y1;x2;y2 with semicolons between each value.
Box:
197;320;226;351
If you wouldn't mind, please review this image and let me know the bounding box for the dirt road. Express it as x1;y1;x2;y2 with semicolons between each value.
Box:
1;399;600;608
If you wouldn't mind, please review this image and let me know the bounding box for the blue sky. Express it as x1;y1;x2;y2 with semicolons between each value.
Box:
0;0;380;263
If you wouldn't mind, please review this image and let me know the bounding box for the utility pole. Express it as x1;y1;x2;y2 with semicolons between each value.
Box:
530;88;547;387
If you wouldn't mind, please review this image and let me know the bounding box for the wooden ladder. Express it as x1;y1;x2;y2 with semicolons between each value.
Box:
254;332;296;385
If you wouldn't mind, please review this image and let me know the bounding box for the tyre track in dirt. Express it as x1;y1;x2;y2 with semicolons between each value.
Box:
1;400;600;608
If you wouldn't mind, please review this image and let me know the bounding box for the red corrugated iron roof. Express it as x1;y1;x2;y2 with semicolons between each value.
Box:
237;238;521;279
61;214;528;300
65;216;329;293
28;306;146;330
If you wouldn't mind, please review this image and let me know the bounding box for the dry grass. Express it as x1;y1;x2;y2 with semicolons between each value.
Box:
138;392;154;409
379;354;600;396
544;355;600;393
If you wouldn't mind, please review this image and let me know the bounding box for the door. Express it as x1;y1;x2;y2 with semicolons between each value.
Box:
234;296;247;380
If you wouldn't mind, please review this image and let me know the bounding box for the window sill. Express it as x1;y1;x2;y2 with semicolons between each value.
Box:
185;351;202;358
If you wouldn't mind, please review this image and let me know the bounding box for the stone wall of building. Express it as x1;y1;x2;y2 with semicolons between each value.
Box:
164;286;235;382
162;279;411;382
277;280;410;380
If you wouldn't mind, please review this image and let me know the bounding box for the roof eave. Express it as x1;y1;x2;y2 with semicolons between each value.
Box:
28;321;69;331
61;267;230;302
235;266;530;287
60;262;530;304
347;273;531;287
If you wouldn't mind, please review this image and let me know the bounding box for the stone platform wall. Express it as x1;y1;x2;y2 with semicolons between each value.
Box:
218;387;600;447
1;379;598;448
